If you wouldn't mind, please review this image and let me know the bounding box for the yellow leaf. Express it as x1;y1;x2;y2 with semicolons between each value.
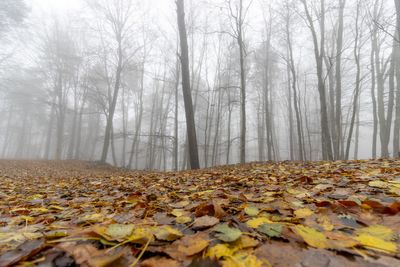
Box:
176;216;192;224
32;207;49;213
356;225;394;241
81;213;103;223
20;216;35;223
231;235;259;250
294;225;329;249
246;217;273;228
154;225;183;241
355;234;397;254
389;187;400;196
129;228;153;244
368;180;388;189
171;209;185;217
206;244;234;260
318;216;334;231
222;253;263;267
49;205;65;211
105;224;134;240
244;206;260;216
294;208;314;218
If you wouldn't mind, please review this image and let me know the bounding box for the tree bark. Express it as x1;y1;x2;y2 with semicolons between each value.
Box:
176;0;200;169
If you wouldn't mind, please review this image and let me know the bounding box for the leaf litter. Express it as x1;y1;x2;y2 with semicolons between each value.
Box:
0;159;400;266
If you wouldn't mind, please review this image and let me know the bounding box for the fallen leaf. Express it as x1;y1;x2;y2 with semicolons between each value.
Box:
257;223;283;238
294;208;314;218
246;217;273;228
192;215;219;230
213;224;242;242
355;234;397;254
0;239;45;267
294;225;329;249
244;206;260;216
154;225;183;241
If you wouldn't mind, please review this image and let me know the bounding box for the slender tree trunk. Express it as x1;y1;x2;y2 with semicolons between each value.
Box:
67;96;78;159
301;0;333;160
335;0;345;160
394;39;400;156
100;34;123;163
55;73;65;160
239;29;247;164
354;97;361;159
176;0;200;169
286;52;294;160
286;20;304;161
74;94;86;160
2;104;13;158
345;0;361;160
371;41;378;158
174;56;180;171
226;97;232;165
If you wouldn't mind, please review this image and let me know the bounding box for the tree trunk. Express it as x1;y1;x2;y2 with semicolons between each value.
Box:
301;0;333;160
334;0;345;160
345;0;361;160
100;34;123;163
176;0;200;169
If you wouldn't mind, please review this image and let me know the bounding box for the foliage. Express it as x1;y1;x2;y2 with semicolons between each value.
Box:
0;159;400;266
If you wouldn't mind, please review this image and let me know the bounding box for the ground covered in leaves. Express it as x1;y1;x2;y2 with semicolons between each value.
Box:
1;159;400;267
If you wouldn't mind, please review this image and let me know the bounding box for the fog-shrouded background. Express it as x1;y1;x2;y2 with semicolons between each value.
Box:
0;0;398;170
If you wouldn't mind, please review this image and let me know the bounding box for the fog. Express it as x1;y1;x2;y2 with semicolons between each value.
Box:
0;0;398;170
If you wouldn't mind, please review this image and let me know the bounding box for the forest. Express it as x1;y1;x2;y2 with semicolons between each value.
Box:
0;0;400;266
0;0;398;170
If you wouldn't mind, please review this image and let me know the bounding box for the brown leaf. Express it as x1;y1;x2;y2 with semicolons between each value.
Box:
141;257;181;267
0;239;45;267
192;216;219;230
164;232;210;260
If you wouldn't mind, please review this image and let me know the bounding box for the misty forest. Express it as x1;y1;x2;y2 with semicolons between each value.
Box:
1;0;400;266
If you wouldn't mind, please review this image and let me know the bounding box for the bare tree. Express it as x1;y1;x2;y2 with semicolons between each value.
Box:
87;0;138;163
225;0;252;164
301;0;333;160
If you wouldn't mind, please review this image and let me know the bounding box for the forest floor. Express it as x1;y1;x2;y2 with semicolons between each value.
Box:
0;159;400;267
